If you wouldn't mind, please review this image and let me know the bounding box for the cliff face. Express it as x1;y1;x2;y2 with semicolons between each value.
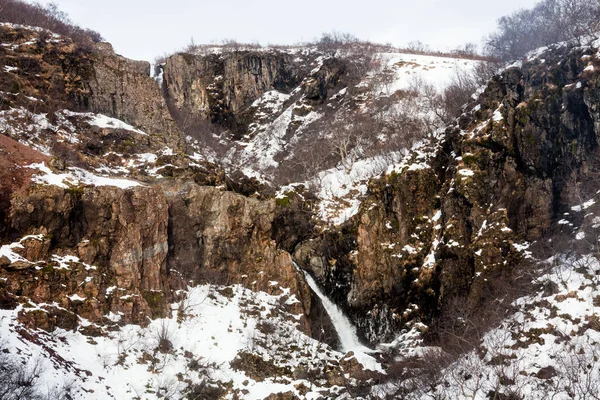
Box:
162;51;313;136
5;184;170;326
0;24;183;151
164;181;314;321
0;24;94;110
88;43;183;149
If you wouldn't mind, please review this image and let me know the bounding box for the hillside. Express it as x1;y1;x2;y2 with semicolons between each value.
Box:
1;9;600;400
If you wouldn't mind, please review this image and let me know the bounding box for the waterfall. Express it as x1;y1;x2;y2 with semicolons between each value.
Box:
298;264;373;354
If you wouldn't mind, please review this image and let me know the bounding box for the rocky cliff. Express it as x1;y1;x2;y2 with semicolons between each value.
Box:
162;50;312;137
295;43;600;343
5;21;600;348
7;15;600;398
4;184;170;326
0;24;182;151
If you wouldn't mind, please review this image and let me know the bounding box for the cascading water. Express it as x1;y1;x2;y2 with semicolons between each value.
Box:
296;263;373;354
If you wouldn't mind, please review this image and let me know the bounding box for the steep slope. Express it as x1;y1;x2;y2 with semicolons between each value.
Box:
161;46;477;181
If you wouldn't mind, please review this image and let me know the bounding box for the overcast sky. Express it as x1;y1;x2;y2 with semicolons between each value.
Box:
32;0;539;62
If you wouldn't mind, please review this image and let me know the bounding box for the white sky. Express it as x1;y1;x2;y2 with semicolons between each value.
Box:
32;0;539;62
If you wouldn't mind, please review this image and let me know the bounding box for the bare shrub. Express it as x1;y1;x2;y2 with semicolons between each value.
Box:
316;31;360;56
440;68;479;121
407;41;431;54
413;68;478;125
553;338;600;399
451;43;479;58
155;320;173;354
380;349;452;399
0;342;72;400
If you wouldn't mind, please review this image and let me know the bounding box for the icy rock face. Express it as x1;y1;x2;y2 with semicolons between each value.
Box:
308;43;600;343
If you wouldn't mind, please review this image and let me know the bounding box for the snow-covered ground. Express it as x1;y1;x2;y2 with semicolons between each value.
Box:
27;162;142;189
0;282;383;400
0;108;149;156
367;249;600;400
366;52;477;93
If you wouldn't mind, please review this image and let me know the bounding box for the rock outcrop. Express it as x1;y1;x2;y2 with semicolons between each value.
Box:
0;24;94;110
5;184;171;326
1;174;337;341
163;180;330;335
0;24;182;150
6;22;600;353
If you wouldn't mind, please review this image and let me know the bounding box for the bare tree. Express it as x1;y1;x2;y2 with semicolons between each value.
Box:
486;0;600;61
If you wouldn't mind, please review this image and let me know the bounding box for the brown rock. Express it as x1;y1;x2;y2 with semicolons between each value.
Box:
7;261;33;270
163;181;313;327
8;184;171;325
0;256;10;268
162;51;309;138
535;366;557;380
89;44;182;149
264;392;298;400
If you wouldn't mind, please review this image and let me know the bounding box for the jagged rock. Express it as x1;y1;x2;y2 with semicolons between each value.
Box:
163;181;314;324
6;261;33;270
536;365;557;380
264;392;298;400
13;235;51;262
302;44;600;344
302;58;347;103
292;365;309;380
294;240;327;280
18;306;78;332
230;351;292;382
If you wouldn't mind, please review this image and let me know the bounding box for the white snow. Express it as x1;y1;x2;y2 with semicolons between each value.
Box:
493;108;504;122
26;162;142;189
571;199;595;212
62;110;148;136
367;53;478;94
458;168;475;177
